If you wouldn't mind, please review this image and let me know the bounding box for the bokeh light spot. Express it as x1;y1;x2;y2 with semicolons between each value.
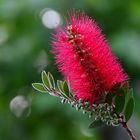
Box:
41;8;62;29
10;95;31;118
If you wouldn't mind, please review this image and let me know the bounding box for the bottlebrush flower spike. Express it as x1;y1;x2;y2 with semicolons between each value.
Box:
52;11;128;104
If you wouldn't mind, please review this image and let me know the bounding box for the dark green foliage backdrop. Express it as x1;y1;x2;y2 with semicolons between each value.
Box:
0;0;140;140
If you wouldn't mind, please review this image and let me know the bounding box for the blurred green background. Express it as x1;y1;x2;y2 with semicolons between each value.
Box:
0;0;140;140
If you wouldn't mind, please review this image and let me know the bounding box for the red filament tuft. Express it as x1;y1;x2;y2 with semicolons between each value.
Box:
52;11;128;103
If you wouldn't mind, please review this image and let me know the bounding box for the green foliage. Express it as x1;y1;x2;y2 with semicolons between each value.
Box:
114;88;126;114
113;87;135;123
48;72;55;89
124;98;135;122
33;71;72;99
105;87;135;124
57;80;64;93
63;81;70;97
128;88;134;98
41;71;50;89
124;89;135;122
32;83;46;93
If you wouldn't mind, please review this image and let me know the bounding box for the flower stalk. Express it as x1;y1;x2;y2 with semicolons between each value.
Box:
119;116;137;140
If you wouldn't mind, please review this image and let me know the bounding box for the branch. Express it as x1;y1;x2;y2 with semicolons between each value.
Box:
120;118;137;140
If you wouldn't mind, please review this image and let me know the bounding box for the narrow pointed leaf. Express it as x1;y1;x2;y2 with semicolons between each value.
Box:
32;83;46;93
48;72;55;89
129;88;134;98
57;80;68;98
41;71;50;89
57;80;64;93
63;81;70;96
124;98;135;122
89;120;103;128
115;88;125;113
125;88;134;108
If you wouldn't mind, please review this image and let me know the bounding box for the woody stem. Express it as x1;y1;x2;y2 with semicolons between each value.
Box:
120;118;137;140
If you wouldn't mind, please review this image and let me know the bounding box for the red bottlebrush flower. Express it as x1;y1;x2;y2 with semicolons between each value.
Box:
52;11;128;104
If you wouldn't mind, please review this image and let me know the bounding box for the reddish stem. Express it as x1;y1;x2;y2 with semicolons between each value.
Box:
121;120;137;140
112;104;137;140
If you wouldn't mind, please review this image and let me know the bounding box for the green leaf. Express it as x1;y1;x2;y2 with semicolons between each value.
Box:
115;88;125;114
41;71;50;89
124;98;135;122
32;83;46;93
125;88;133;106
57;80;71;98
57;80;64;93
105;93;116;105
89;120;103;128
129;88;134;98
48;72;55;89
63;81;70;96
